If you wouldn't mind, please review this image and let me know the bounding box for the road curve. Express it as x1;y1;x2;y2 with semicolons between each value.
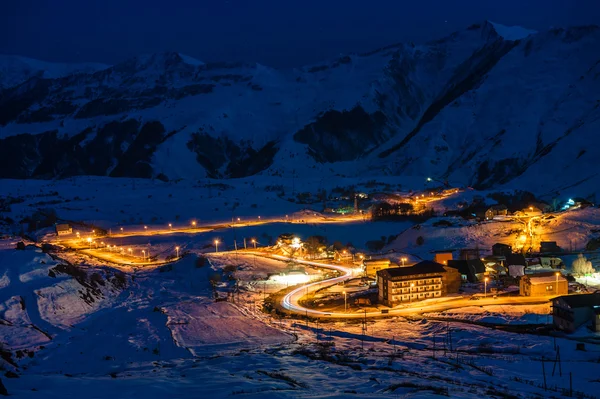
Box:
237;252;555;320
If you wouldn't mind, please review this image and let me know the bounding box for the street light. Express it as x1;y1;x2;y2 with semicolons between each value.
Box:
251;239;256;249
142;250;146;260
484;277;489;298
175;246;180;258
169;223;172;230
343;291;347;312
128;248;132;256
120;227;124;233
144;226;147;231
401;257;407;266
191;221;196;229
555;272;560;294
87;237;92;249
214;239;219;253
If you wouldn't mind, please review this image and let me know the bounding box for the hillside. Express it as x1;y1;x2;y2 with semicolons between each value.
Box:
0;22;598;198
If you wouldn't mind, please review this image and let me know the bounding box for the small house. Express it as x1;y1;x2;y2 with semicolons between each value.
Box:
459;248;481;261
506;253;527;268
432;250;454;265
520;272;567;297
55;224;72;236
492;243;512;257
524;206;542;216
540;241;561;253
447;259;486;283
485;204;508;220
363;258;396;278
552;293;600;333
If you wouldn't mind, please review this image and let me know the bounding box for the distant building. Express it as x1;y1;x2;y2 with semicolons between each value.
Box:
524;206;542;216
506;253;527;268
552;293;600;333
492;243;512;257
432;250;454;265
485;205;508;220
363;258;396;278
377;261;461;306
447;259;486;283
459;248;481;261
540;241;561;253
55;224;72;236
520;272;567;297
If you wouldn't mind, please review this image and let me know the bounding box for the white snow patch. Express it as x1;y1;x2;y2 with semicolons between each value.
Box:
489;21;537;41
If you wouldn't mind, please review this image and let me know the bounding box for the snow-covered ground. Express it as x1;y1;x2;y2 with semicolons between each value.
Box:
425;303;552;325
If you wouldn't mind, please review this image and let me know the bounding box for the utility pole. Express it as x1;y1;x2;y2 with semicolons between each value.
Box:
244;238;247;249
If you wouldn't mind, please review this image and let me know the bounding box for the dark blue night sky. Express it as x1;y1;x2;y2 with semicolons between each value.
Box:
3;0;599;67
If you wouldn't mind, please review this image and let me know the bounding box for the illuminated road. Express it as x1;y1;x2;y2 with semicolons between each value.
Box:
238;252;553;320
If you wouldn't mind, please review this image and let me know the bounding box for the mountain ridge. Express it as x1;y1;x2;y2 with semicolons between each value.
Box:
0;21;599;199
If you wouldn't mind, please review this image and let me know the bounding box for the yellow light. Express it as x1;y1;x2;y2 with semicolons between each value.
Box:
175;246;179;250
86;237;92;243
519;235;527;242
214;239;219;244
484;277;489;282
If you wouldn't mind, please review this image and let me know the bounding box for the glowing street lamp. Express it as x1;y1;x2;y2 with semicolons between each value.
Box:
214;239;220;253
169;223;172;230
144;226;148;231
128;248;132;256
555;272;560;294
86;237;92;249
142;250;146;260
484;277;489;298
120;227;124;233
426;177;432;182
251;239;257;249
258;216;261;222
175;246;180;258
191;221;197;229
401;257;407;266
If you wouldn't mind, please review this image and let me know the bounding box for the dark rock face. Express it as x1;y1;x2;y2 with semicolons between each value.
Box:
187;131;278;178
293;106;387;162
0;120;170;179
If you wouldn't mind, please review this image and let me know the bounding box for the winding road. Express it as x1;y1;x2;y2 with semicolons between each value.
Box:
238;253;554;320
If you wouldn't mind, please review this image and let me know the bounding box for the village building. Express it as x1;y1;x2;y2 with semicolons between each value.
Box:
459;248;482;261
540;241;561;253
492;243;512;258
552;293;600;333
377;261;461;306
447;259;486;283
523;206;543;216
55;224;72;236
432;250;454;265
485;204;508;220
519;272;568;297
363;258;397;278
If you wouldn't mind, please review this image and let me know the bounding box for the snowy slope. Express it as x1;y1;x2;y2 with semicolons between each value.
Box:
0;55;109;90
0;22;598;199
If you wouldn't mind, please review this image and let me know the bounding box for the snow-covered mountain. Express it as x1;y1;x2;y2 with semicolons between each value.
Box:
0;22;598;198
0;55;109;90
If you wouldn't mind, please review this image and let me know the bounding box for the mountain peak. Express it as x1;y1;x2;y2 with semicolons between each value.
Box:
486;21;537;41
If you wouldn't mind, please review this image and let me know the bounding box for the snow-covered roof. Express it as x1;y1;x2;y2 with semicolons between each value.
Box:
527;275;566;285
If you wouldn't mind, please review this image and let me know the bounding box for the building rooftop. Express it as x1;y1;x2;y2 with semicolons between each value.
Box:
378;261;446;279
526;274;567;285
553;293;600;308
56;224;71;231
